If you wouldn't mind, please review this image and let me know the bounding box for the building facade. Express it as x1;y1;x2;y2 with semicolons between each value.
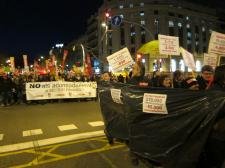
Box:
96;0;225;73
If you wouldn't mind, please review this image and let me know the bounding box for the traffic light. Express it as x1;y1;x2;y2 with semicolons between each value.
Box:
105;12;110;18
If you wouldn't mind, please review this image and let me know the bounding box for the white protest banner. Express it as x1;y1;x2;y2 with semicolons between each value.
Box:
180;47;196;70
26;81;97;100
23;55;29;72
143;93;168;114
107;47;134;72
110;89;123;104
208;31;225;55
203;53;218;68
158;34;180;55
10;57;15;72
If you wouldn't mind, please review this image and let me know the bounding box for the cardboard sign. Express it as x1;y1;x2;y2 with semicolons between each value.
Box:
107;47;134;72
203;53;218;68
143;93;168;114
208;31;225;55
110;89;123;104
180;47;196;70
158;34;180;55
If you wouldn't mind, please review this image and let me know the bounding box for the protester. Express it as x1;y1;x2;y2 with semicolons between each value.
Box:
212;65;225;90
150;70;161;87
158;74;172;88
199;65;225;168
196;65;214;90
173;70;184;88
128;60;145;85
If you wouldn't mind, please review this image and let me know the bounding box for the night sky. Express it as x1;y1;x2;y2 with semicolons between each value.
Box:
0;0;103;61
0;0;224;63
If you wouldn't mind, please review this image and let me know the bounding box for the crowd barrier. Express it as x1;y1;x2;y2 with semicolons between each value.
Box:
98;82;225;168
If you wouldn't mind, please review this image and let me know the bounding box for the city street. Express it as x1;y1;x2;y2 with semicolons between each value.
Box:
0;100;148;168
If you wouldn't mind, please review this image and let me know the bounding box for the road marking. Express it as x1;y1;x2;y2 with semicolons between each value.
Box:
0;134;3;141
0;130;104;153
58;124;78;131
22;129;43;137
88;121;104;127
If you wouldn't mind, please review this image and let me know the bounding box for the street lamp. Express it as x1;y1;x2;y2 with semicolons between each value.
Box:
101;22;109;45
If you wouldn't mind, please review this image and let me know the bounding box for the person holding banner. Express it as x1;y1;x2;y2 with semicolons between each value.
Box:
129;60;145;85
196;65;214;90
201;65;225;168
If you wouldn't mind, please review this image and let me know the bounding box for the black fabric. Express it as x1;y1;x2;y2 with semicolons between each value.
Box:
98;83;225;168
98;81;130;141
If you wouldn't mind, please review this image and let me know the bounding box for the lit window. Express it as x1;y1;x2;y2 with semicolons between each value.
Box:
187;40;191;44
195;41;199;46
129;4;133;8
171;59;176;72
169;21;174;27
196;60;201;72
186;24;190;29
188;67;192;72
140;11;144;16
141;20;145;25
141;31;145;35
202;27;205;32
187;32;192;38
179;60;185;72
140;2;144;7
178;22;182;27
130;32;136;36
186;16;189;20
119;5;123;9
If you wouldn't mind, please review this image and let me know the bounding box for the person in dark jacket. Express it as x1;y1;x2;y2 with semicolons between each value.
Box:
173;70;184;88
1;75;13;106
200;65;225;168
196;65;214;90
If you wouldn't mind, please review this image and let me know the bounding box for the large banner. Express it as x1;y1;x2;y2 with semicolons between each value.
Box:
208;31;225;55
158;34;180;55
26;81;97;100
107;47;134;72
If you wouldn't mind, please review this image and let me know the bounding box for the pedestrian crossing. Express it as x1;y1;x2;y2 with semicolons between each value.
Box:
0;121;104;141
58;124;78;131
22;129;43;137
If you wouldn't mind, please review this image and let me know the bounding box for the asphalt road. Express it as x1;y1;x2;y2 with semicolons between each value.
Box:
0;100;150;168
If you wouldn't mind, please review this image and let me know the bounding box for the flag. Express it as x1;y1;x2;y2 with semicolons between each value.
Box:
62;49;68;69
84;53;93;77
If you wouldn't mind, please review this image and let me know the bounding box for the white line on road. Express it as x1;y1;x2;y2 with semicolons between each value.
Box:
22;129;43;137
0;130;105;154
58;124;78;131
88;121;104;127
0;134;3;141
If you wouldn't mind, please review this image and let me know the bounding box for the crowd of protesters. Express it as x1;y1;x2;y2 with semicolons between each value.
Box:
1;61;225;107
0;72;102;107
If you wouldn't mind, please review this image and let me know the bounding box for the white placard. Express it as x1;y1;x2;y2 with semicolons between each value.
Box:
208;31;225;55
203;53;218;68
26;81;97;100
180;47;196;70
158;34;180;55
110;89;123;104
107;47;134;72
143;93;168;114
